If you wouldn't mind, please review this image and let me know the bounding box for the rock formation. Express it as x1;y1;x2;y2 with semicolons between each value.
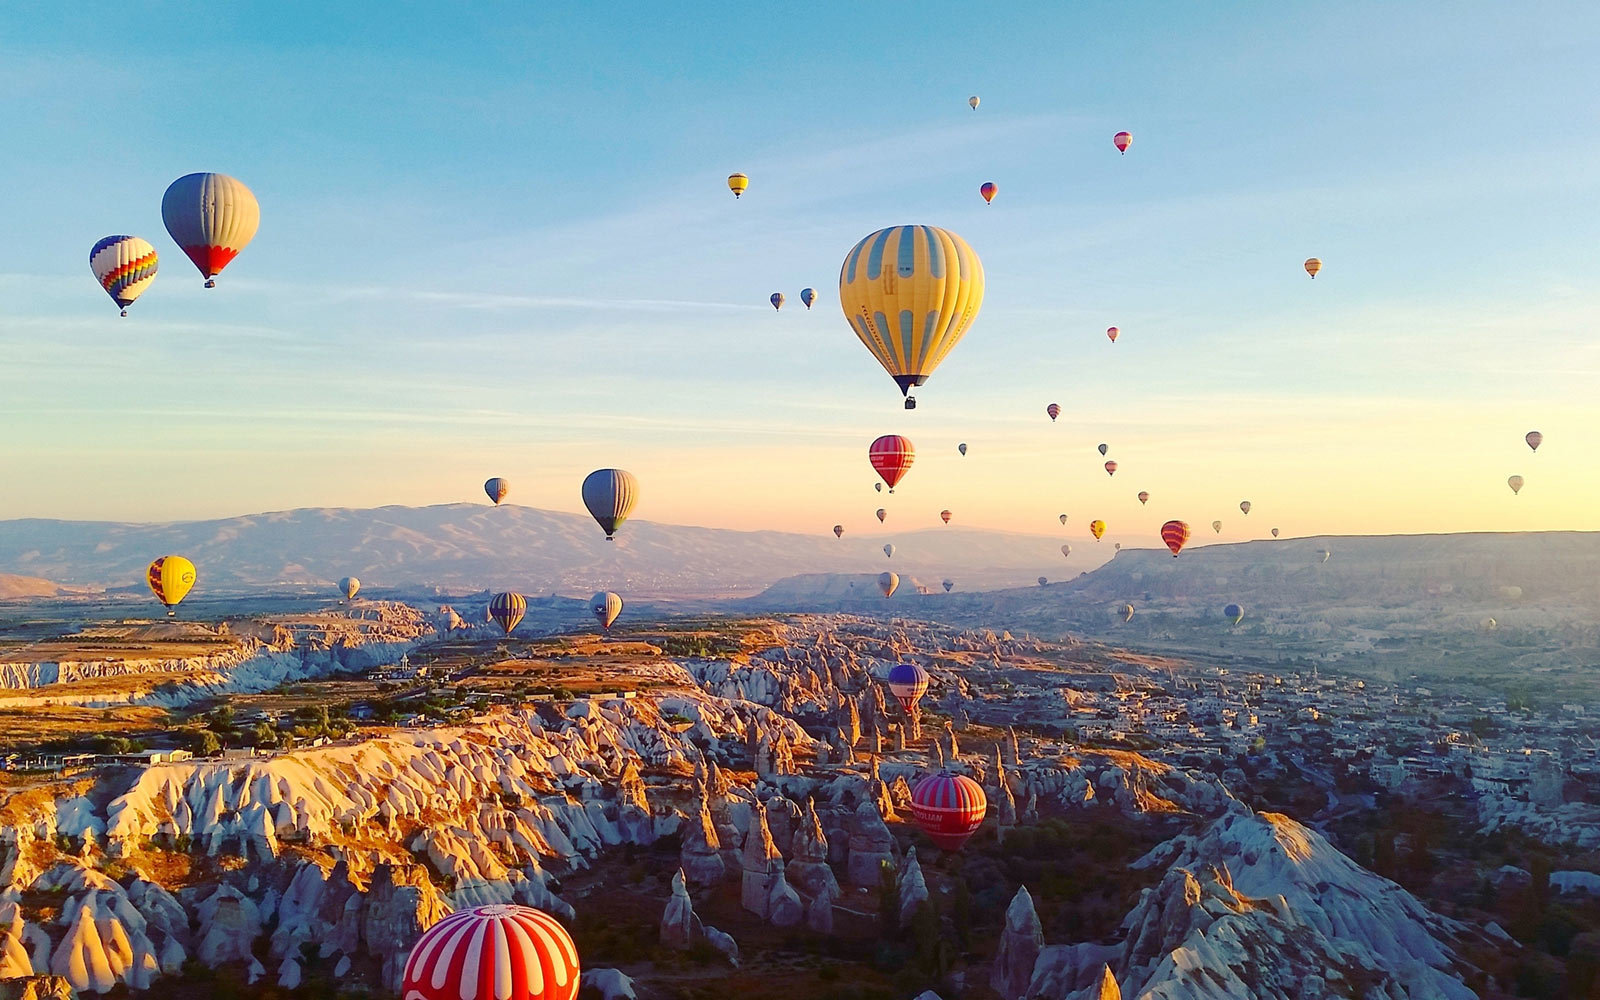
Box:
846;799;897;887
740;800;783;919
992;886;1043;1000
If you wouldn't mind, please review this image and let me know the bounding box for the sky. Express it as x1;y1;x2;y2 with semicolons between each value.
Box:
2;1;1599;549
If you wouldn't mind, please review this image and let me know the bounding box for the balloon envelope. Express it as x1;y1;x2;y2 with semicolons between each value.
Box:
940;509;952;524
1097;443;1108;456
1271;528;1280;538
1089;520;1106;540
489;593;527;635
885;662;929;713
869;434;916;490
727;173;749;197
800;287;816;309
582;469;639;539
1122;604;1135;622
1113;131;1132;153
1137;491;1149;505
942;579;954;592
1160;520;1190;557
89;236;158;314
1104;461;1117;476
1304;257;1322;278
1060;544;1071;558
833;525;844;538
1212;520;1223;533
1224;603;1244;625
590;591;623;630
770;292;784;310
911;772;986;850
147;556;196;609
1059;514;1068;525
969;95;980;109
401;904;579;1000
1239;501;1251;515
485;478;510;504
161;173;259;286
1046;403;1060;422
1508;475;1524;495
1106;326;1118;342
1526;431;1542;452
979;182;996;204
1038;577;1048;586
878;571;899;598
958;443;967;456
337;576;360;600
876;508;887;522
883;543;895;559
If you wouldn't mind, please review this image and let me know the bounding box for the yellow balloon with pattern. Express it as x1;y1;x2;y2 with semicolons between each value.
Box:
147;555;197;610
1089;520;1106;541
839;225;984;409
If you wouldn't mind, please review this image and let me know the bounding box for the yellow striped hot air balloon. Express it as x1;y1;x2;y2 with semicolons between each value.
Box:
839;226;985;410
728;173;749;198
147;556;197;615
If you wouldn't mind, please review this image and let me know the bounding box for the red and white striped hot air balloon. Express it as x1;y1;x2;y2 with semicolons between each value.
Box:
1160;520;1190;557
869;434;915;492
1046;403;1060;422
911;772;987;850
1104;460;1118;477
940;509;952;524
1113;131;1132;154
402;904;580;1000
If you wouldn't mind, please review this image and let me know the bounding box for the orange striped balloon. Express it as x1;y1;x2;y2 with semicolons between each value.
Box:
1160;520;1190;557
869;434;915;491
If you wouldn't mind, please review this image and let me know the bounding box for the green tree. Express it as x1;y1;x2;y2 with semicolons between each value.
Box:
877;861;901;941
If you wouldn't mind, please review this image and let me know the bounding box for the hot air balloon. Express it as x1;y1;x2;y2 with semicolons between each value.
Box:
979;182;996;204
770;292;785;311
875;482;884;493
590;591;623;631
1212;520;1222;534
1271;528;1280;538
968;95;980;110
89;236;158;316
161;173;259;288
489;593;527;635
958;443;967;456
885;662;929;713
1113;131;1132;154
1059;514;1068;525
1238;501;1253;516
839;226;985;409
883;543;896;559
1114;543;1122;551
1481;617;1498;632
1160;520;1190;557
1106;326;1119;343
485;478;510;504
1097;443;1108;456
833;524;844;538
911;772;986;850
940;509;952;524
1508;475;1524;495
1526;431;1543;452
1304;257;1321;279
878;571;899;598
1090;520;1106;540
1318;548;1331;563
942;579;954;592
401;903;579;1000
800;288;816;309
337;576;360;601
581;469;639;539
1060;544;1072;558
1104;461;1117;477
1038;577;1049;587
1137;491;1149;505
1224;603;1244;625
1046;403;1060;422
869;434;915;491
147;556;196;614
1122;604;1135;622
728;173;749;198
876;508;887;522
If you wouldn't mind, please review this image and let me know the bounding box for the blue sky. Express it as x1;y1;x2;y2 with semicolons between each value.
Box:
2;2;1598;546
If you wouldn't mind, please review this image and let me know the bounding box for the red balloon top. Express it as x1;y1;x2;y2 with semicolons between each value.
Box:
1160;520;1191;557
869;435;916;490
403;905;580;1000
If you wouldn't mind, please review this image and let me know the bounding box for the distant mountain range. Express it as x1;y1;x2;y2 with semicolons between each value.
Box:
0;504;1073;598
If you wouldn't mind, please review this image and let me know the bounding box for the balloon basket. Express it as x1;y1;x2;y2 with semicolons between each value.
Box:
204;279;216;288
904;398;916;410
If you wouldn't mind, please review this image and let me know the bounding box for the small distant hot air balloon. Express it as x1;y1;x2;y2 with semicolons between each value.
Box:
885;663;930;713
875;482;884;493
869;434;915;492
878;571;899;598
1481;617;1498;632
1212;520;1223;534
337;576;360;601
1271;528;1280;538
161;173;259;288
1239;501;1251;516
1160;520;1190;557
89;236;158;316
1137;491;1149;505
1113;131;1132;154
485;478;510;504
958;443;968;456
1046;403;1060;422
728;173;749;198
147;556;197;615
1038;577;1049;587
1090;520;1106;541
911;772;986;850
1318;548;1331;563
1122;604;1135;622
590;591;623;631
1526;431;1542;452
582;469;639;539
1224;603;1244;625
883;543;895;559
770;292;785;311
980;182;997;204
800;287;816;309
969;95;980;110
1060;544;1072;558
1059;514;1068;525
940;509;952;524
1097;443;1108;456
1104;460;1117;477
833;524;844;538
1114;543;1122;551
489;593;527;635
401;903;579;1000
1106;326;1119;343
942;579;954;592
876;508;887;523
1304;257;1322;279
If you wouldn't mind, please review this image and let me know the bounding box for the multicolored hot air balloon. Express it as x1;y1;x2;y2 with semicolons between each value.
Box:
489;593;527;635
942;579;954;592
1122;603;1135;622
1508;475;1524;495
1271;528;1280;538
1526;431;1543;452
883;543;895;559
1113;131;1132;154
728;173;749;198
147;556;196;614
839;226;985;409
1304;257;1322;279
876;508;887;522
485;478;510;504
979;182;996;204
800;287;816;309
958;443;968;456
940;509;952;524
1060;544;1071;558
869;434;915;491
1137;491;1149;505
1097;443;1108;456
89;236;158;316
885;662;929;713
1224;603;1244;625
878;571;899;598
161;173;259;288
1106;326;1119;343
1160;520;1190;557
1090;520;1106;541
1059;514;1068;525
581;469;639;539
969;95;980;110
401;904;579;1000
337;576;359;601
770;292;785;311
1104;460;1118;477
1046;403;1061;422
1239;501;1252;516
911;772;986;850
833;524;844;538
590;591;623;631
